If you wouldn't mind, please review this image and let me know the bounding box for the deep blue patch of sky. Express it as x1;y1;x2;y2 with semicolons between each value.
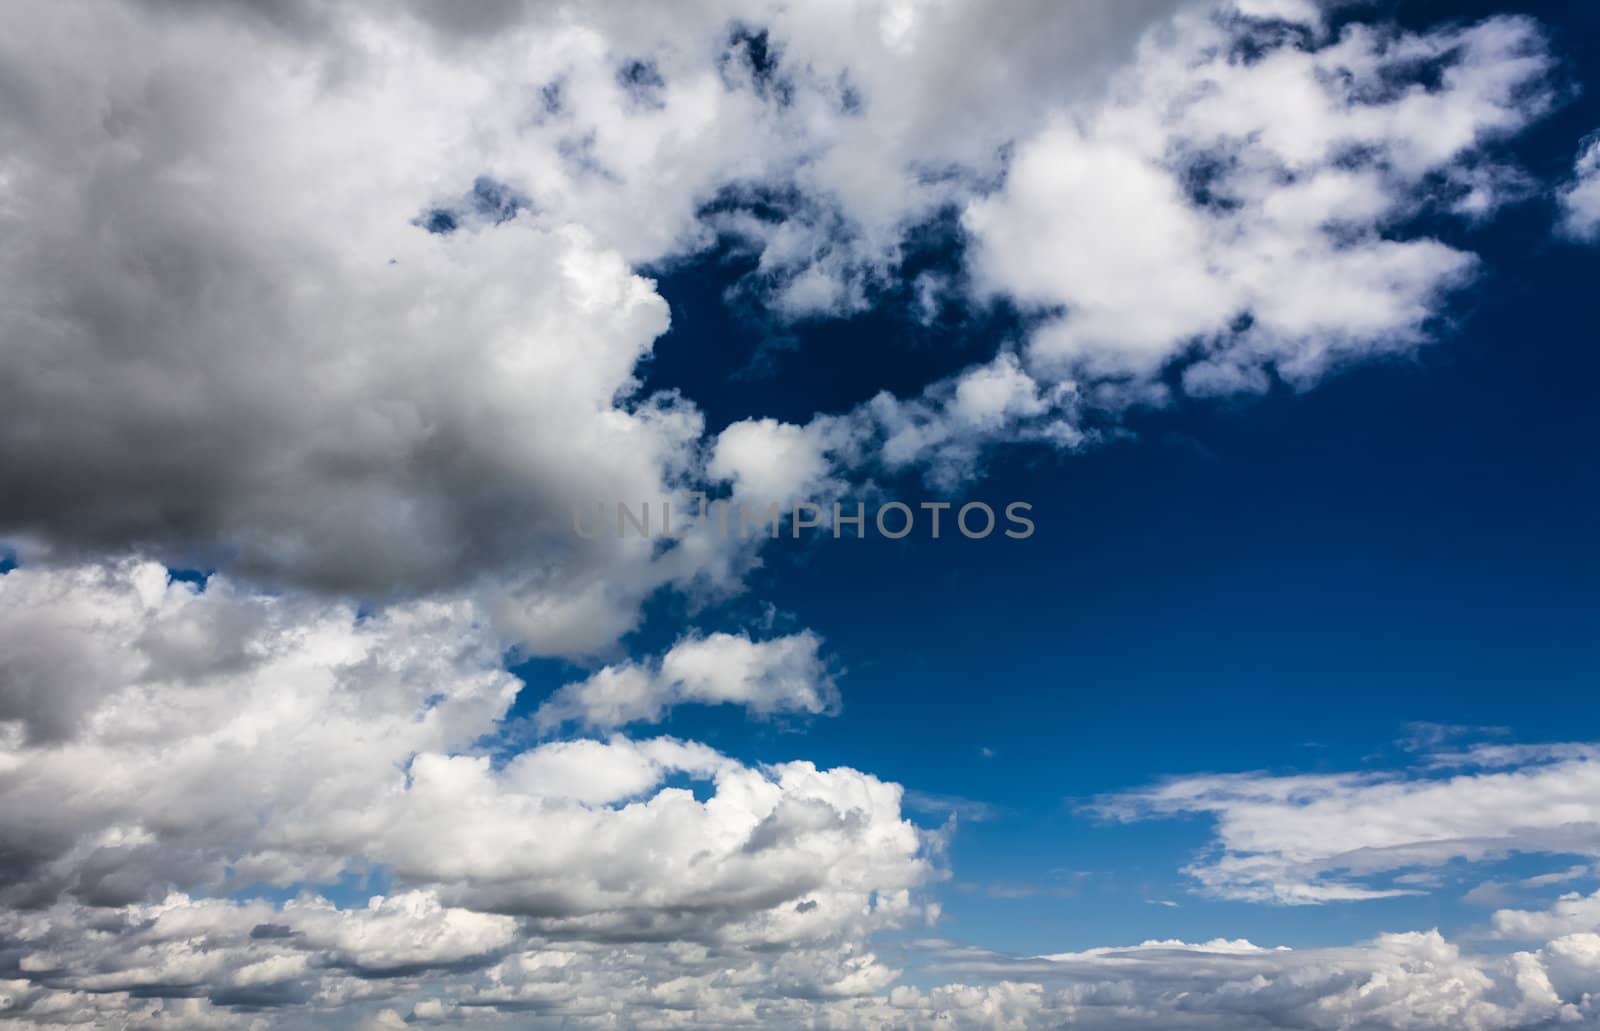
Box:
573;0;1600;955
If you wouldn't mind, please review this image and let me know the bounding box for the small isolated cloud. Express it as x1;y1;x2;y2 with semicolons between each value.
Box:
1464;881;1518;908
535;630;839;731
903;791;1000;824
1398;721;1512;753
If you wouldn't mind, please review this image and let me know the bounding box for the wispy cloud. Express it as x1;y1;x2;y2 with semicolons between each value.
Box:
1095;735;1600;904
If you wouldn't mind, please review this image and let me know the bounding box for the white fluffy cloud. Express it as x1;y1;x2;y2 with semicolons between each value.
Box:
965;11;1551;389
1496;889;1600;940
8;565;1600;1028
935;930;1600;1031
536;630;838;731
1559;134;1600;240
708;417;849;512
0;0;1560;624
0;0;762;658
722;8;1556;493
11;897;1600;1029
975;9;1548;397
0;559;947;1026
858;353;1086;488
0;562;929;943
0;0;1194;646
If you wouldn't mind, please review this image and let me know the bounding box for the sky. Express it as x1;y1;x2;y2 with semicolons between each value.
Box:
0;0;1599;1028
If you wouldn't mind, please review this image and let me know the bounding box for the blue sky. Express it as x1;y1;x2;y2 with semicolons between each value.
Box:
597;0;1600;958
627;207;1600;949
2;0;1600;1028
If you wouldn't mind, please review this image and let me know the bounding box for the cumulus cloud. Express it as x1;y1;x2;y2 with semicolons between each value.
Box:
707;417;851;513
11;898;1600;1029
1495;889;1600;940
0;0;733;657
9;567;1600;1029
0;561;929;943
0;0;1559;623
535;630;838;731
1559;134;1600;240
926;930;1600;1031
721;8;1557;495
0;0;1585;1027
0;0;1197;643
968;11;1550;383
857;353;1087;488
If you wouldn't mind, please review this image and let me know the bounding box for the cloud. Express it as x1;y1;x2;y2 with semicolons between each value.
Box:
534;630;839;731
729;9;1557;496
0;1;725;655
8;569;1600;1031
964;10;1550;389
0;1;1584;1027
903;791;1001;824
0;561;929;944
926;931;1600;1031
1095;743;1600;904
861;354;1087;489
0;0;1558;623
1523;865;1597;888
707;417;849;513
1495;889;1600;941
13;897;1600;1030
1399;721;1512;752
1558;134;1600;240
0;0;1202;638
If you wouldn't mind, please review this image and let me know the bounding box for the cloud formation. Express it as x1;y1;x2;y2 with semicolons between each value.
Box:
535;630;838;731
10;894;1600;1029
1559;134;1600;240
0;0;1194;648
9;562;1600;1027
0;562;929;943
731;8;1557;490
1097;742;1600;904
0;0;1559;630
0;0;1588;1027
